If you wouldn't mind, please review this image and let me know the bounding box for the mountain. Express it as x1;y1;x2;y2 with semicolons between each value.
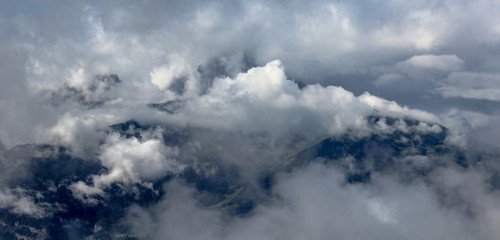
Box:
0;115;497;240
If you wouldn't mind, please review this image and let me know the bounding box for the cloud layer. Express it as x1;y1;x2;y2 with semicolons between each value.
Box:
2;0;500;239
125;164;500;240
0;0;499;148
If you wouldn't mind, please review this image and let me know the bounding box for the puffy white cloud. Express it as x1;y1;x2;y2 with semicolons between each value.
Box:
70;132;183;201
168;60;373;137
166;60;441;139
38;114;100;146
97;133;182;184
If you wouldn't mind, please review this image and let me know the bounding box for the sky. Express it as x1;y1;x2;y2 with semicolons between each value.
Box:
1;0;500;239
1;0;500;148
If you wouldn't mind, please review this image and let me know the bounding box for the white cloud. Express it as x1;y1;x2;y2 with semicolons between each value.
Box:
98;133;182;183
0;188;45;218
2;0;500;148
2;1;500;238
374;54;465;86
164;60;439;140
441;109;498;147
430;168;500;240
35;113;114;157
437;72;500;101
359;92;438;123
70;132;183;201
169;60;373;137
126;164;489;240
150;55;200;98
443;109;491;130
404;55;465;72
372;10;445;51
